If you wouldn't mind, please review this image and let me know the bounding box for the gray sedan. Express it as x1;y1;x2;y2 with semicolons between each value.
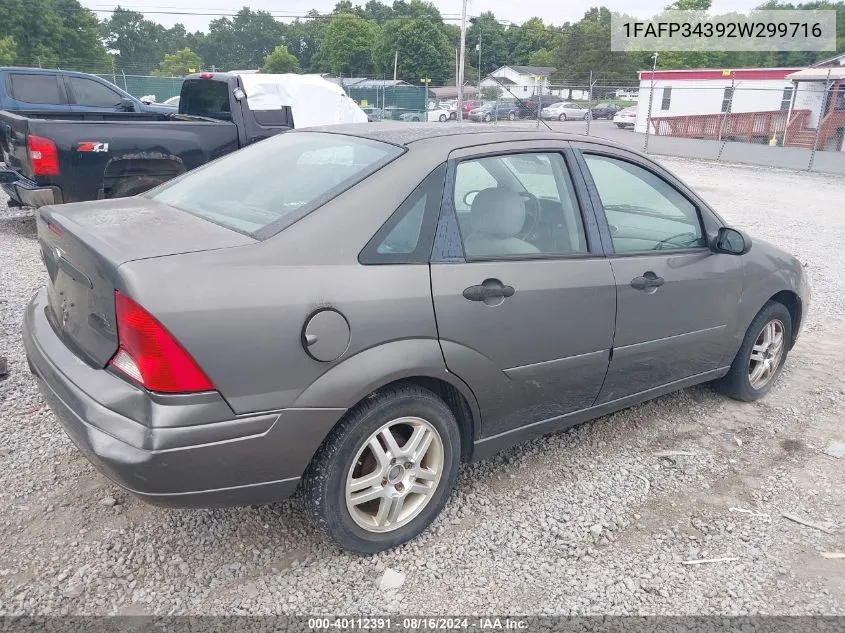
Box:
23;124;809;553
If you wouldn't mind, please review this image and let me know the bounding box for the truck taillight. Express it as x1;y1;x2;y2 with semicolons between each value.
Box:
27;135;60;176
109;291;215;393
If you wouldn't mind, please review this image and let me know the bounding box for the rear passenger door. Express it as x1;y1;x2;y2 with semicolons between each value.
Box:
574;144;743;403
3;72;69;111
65;75;128;112
429;141;617;439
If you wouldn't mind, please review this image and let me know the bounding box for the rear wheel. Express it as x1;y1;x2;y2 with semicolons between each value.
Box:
108;175;166;198
484;113;492;122
507;112;515;121
717;301;792;402
558;113;567;121
302;385;461;553
439;114;447;123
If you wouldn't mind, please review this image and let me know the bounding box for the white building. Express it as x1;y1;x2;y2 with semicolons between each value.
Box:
633;67;800;134
479;65;556;98
784;53;845;151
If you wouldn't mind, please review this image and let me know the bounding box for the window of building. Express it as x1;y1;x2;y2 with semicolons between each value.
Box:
661;86;672;110
721;87;734;113
780;86;794;112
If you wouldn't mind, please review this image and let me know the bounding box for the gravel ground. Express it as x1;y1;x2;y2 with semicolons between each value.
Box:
0;158;843;616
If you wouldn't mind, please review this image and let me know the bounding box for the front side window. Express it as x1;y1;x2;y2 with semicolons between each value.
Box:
453;152;588;259
8;74;64;105
67;77;124;108
149;132;403;238
583;154;706;253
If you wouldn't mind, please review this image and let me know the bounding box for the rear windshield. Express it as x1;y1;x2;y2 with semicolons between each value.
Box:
179;79;232;119
148;132;403;238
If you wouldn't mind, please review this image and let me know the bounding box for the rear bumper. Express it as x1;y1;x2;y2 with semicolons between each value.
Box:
1;171;63;208
22;288;345;508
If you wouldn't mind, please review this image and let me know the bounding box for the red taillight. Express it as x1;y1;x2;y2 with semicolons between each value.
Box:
27;135;60;176
199;73;214;79
109;291;214;393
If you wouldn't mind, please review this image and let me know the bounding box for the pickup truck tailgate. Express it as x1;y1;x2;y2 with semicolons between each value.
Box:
37;197;256;368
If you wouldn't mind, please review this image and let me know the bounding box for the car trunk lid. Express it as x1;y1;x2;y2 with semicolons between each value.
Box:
37;197;256;368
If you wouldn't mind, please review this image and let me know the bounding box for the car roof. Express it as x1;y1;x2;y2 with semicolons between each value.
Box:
299;122;638;154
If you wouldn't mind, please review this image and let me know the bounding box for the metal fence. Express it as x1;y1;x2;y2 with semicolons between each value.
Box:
413;78;845;174
97;74;184;102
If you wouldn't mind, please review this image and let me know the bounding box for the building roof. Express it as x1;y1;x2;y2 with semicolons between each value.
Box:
810;52;845;68
510;66;557;76
430;85;479;99
486;76;517;85
639;68;802;81
786;67;845;81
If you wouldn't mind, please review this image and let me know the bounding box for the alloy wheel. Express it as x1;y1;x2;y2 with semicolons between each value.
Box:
345;416;444;533
748;319;785;389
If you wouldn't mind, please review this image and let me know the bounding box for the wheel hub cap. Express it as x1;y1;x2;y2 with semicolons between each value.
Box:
748;318;785;389
345;416;445;533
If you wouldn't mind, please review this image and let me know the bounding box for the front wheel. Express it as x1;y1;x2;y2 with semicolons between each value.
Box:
439;114;447;122
302;385;461;553
483;113;492;122
558;113;567;122
716;301;792;402
507;112;515;120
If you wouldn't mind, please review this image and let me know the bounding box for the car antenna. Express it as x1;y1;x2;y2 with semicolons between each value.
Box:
486;74;554;132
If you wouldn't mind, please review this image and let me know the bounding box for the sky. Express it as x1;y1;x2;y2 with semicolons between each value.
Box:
82;0;763;31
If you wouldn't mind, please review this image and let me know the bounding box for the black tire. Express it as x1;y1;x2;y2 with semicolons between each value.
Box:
507;112;515;120
717;301;792;402
302;385;461;554
108;175;166;198
615;123;625;128
484;113;492;122
558;113;567;122
439;114;447;123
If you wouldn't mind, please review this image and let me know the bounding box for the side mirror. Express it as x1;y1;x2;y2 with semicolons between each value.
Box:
119;98;136;112
714;226;752;255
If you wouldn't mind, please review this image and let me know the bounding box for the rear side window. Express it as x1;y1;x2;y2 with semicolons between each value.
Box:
359;163;446;264
149;132;403;238
8;74;64;105
67;77;124;108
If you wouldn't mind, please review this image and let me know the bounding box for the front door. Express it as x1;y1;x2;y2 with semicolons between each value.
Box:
576;149;744;404
429;144;617;439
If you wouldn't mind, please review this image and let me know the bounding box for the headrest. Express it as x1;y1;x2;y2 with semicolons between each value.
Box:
470;188;524;238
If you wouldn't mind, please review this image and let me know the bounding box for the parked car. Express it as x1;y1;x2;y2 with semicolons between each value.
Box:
361;106;384;121
515;94;562;118
400;106;451;123
0;72;367;207
162;96;180;108
541;102;589;121
613;106;638;129
590;103;623;120
468;102;518;122
461;99;483;118
23;124;809;553
0;67;173;114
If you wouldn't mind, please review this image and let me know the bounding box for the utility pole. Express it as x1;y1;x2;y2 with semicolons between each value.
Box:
393;51;398;82
457;0;467;121
477;34;482;89
643;52;658;153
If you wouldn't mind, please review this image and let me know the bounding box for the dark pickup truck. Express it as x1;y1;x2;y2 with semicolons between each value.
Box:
0;72;361;206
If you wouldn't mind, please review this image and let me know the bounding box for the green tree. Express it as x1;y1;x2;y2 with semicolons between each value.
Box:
468;12;508;76
0;37;16;65
155;47;202;76
374;17;452;84
261;44;301;73
507;17;562;65
554;8;639;85
101;7;168;73
528;48;556;67
199;7;285;70
316;14;380;75
0;0;107;71
286;12;325;71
